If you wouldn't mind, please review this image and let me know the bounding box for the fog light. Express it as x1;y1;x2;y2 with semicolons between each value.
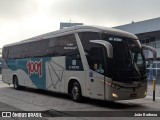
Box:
112;93;118;98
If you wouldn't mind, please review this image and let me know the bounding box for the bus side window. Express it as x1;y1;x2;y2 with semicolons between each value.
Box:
3;48;8;59
48;34;79;58
88;47;104;74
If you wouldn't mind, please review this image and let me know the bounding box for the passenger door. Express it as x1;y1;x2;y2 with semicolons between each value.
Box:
87;45;106;100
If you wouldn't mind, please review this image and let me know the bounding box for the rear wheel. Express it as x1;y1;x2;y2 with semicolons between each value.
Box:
71;82;82;102
13;76;21;90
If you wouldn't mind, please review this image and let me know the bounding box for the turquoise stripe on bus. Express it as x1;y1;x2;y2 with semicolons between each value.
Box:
7;57;51;89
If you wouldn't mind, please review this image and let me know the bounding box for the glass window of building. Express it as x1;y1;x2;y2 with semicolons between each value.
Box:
150;37;156;48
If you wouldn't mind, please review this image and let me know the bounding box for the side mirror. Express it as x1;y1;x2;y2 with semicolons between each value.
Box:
142;45;157;61
90;40;113;58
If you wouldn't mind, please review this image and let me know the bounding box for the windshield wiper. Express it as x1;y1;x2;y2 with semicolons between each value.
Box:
133;63;142;78
129;50;143;80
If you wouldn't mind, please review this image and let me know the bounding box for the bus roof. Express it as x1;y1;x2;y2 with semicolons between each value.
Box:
3;25;138;48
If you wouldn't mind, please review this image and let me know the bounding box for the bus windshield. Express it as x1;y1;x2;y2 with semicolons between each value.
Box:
102;35;146;83
129;44;145;68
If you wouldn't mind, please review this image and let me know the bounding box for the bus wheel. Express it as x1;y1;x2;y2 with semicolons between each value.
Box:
13;76;20;90
71;82;82;102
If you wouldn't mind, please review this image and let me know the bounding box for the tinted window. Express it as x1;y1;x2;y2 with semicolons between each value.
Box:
7;39;49;59
29;40;48;57
2;47;8;59
6;34;78;59
78;32;101;51
49;34;78;57
78;32;105;74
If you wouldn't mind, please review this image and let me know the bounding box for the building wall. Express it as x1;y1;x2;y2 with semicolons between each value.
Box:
136;33;160;77
115;17;160;34
136;31;160;59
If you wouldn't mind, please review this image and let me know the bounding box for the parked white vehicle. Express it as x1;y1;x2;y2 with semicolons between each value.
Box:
2;26;156;102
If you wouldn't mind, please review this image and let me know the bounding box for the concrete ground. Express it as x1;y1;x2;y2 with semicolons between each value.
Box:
0;74;160;120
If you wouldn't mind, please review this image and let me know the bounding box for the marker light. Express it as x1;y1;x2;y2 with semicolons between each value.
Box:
144;91;147;96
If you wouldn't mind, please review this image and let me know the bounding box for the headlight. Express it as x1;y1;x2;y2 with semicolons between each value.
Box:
112;93;118;98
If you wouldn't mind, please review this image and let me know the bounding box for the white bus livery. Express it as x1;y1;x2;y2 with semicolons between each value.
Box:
2;26;156;102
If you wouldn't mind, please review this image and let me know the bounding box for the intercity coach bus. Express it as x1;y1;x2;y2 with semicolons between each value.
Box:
2;26;157;102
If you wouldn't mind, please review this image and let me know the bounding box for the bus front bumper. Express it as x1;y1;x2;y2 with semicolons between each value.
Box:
105;86;147;101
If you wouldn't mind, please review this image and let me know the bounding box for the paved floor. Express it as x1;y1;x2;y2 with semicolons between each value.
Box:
0;74;160;120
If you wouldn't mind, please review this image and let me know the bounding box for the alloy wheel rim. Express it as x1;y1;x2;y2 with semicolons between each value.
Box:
72;86;79;99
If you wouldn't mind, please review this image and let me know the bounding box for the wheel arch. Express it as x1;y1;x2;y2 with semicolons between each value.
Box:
68;77;83;95
12;73;18;84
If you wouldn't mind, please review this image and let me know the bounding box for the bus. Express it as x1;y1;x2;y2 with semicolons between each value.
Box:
0;57;2;74
2;26;157;102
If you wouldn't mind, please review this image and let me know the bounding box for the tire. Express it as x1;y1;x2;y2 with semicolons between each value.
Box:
13;76;21;90
71;82;82;102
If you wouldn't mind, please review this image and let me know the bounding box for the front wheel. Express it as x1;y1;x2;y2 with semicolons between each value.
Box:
13;76;21;90
71;82;82;102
